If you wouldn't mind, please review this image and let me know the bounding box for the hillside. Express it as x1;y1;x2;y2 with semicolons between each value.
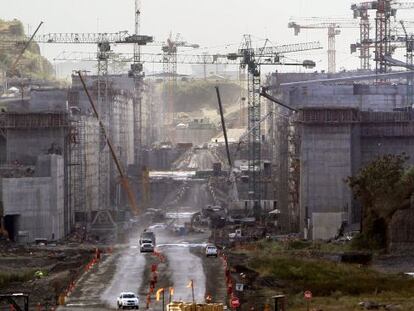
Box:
0;19;53;80
169;80;243;113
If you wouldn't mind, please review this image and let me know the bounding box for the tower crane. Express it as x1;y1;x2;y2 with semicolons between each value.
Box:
158;32;200;80
400;20;414;105
351;0;414;74
288;17;360;73
55;39;322;210
156;32;200;123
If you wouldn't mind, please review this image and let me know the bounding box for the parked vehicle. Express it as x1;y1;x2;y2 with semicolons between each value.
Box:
117;292;139;309
205;244;218;257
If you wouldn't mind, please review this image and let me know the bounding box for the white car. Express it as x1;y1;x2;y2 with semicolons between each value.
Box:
205;245;218;257
117;292;139;309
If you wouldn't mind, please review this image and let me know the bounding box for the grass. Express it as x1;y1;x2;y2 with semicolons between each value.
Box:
231;240;414;310
248;254;414;296
244;238;355;254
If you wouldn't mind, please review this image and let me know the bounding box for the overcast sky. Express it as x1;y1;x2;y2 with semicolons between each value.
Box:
2;0;412;74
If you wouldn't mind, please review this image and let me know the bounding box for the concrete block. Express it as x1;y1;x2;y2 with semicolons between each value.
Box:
312;212;344;240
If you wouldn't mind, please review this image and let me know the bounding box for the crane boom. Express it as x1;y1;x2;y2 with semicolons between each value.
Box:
288;18;359;73
1;31;153;45
77;71;140;216
54;41;322;65
9;21;43;75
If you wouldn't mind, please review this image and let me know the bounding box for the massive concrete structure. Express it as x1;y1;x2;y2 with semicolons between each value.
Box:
2;155;64;242
269;72;414;240
0;73;155;242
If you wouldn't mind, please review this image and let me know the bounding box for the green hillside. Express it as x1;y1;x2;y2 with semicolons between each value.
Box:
169;80;242;113
0;19;53;80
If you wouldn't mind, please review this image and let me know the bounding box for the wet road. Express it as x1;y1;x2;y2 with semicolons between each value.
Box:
58;231;147;311
58;149;219;310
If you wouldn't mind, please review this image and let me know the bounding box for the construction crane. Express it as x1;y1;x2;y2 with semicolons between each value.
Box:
160;32;200;80
55;39;322;211
400;20;414;105
132;0;144;169
158;32;200;124
288;17;360;73
351;0;414;74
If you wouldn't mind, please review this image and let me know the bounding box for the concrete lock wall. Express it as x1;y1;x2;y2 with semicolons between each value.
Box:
0;136;6;164
312;212;346;241
30;89;68;113
2;155;64;242
272;72;414;240
300;124;353;240
7;128;65;165
360;137;414;167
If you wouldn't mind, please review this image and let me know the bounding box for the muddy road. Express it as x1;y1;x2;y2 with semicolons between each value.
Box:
58;149;226;310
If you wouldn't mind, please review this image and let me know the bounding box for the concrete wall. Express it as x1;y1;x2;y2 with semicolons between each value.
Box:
300;124;353;240
360;137;414;167
0;136;5;164
312;212;345;241
2;155;64;242
7;129;65;165
30;89;68;113
271;72;414;239
5;89;67;113
288;84;408;112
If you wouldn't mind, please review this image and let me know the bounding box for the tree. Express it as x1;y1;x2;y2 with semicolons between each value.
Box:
347;154;414;251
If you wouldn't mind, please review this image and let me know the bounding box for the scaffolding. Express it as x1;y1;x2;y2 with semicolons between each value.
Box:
68;116;85;224
0;113;68;128
68;115;100;225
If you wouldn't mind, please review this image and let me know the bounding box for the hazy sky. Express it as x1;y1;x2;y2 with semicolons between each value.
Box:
2;0;412;73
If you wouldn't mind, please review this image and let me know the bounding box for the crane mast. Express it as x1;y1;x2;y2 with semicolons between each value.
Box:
161;33;200;125
400;20;414;106
352;0;414;74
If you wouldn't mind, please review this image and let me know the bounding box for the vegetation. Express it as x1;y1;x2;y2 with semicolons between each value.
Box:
0;269;35;288
0;18;53;80
168;80;242;113
232;240;414;310
346;154;414;251
249;254;414;296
